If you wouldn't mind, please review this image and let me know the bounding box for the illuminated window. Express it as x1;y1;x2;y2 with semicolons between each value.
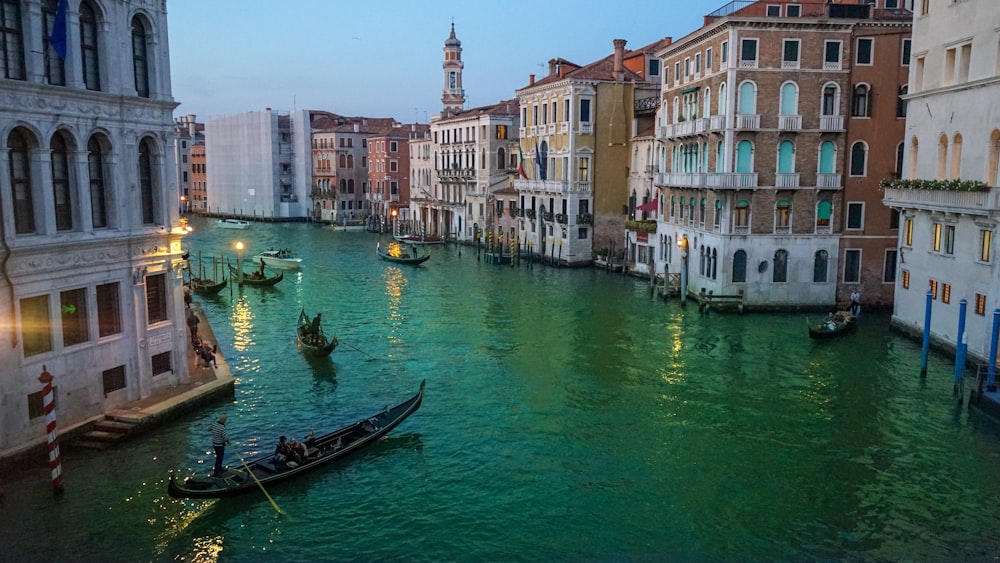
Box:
976;293;987;316
904;218;913;246
902;269;910;289
932;223;942;252
942;283;951;304
981;229;993;262
21;295;52;357
145;273;167;324
929;279;938;300
60;288;88;347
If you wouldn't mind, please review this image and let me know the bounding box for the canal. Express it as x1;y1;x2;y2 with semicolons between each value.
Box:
3;215;1000;562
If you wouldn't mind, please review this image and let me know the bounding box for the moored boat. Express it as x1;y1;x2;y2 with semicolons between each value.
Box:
167;380;426;499
190;276;227;295
217;218;251;229
257;248;302;269
377;242;430;265
394;234;443;245
296;309;337;357
808;311;855;339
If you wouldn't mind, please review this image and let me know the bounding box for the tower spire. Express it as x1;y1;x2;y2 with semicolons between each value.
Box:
441;23;465;116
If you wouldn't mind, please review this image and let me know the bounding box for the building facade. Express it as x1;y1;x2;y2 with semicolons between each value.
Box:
884;0;1000;361
368;123;427;229
173;114;202;215
190;141;207;213
652;0;910;309
0;0;187;456
205;109;311;220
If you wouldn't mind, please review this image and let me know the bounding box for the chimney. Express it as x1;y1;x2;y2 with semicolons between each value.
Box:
548;59;557;76
613;39;627;82
529;74;535;86
187;114;197;136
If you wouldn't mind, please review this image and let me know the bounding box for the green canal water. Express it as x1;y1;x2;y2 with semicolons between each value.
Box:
3;216;1000;562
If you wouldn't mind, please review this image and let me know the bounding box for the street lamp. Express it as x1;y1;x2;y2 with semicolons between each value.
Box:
677;236;689;304
235;241;244;285
391;208;398;236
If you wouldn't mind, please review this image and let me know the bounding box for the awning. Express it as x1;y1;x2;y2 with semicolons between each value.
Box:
636;200;658;212
679;86;701;94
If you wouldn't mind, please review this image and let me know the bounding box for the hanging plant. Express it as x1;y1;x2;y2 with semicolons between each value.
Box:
879;178;989;192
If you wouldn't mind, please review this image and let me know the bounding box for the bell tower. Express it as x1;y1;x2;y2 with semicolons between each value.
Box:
441;23;465;115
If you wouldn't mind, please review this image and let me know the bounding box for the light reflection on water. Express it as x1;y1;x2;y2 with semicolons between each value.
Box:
2;218;1000;561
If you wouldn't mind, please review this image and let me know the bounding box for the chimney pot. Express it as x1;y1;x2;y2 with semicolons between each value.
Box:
529;74;535;86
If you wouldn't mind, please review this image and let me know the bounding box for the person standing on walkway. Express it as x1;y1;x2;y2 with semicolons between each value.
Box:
187;309;200;342
210;414;229;477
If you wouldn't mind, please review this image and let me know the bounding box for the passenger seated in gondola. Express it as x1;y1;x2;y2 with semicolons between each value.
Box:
274;435;301;466
289;438;308;461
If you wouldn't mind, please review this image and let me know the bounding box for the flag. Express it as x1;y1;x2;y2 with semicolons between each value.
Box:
517;144;529;180
534;140;546;181
50;0;68;61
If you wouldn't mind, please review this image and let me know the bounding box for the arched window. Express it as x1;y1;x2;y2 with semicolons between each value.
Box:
733;249;747;283
8;128;36;234
819;141;836;174
777;140;795;173
897;84;908;118
703;87;712;118
895;142;905;179
816;199;832;232
347;154;354;168
779;82;798;115
80;0;102;91
716;140;724;172
339;179;347;193
936;134;948;180
775;200;791;231
673;97;680;123
718;83;727;115
138;137;157;225
738;81;756;115
773;249;789;283
699;245;706;276
849;142;868;176
851;84;871;117
347;179;355;193
813;250;829;282
714;199;722;230
88;134;110;228
821;84;839;116
670;196;676;219
51;132;74;231
339;154;347;168
711;248;718;280
951;133;963;179
131;16;150;97
497;147;506;170
700;198;706;226
736;140;754;173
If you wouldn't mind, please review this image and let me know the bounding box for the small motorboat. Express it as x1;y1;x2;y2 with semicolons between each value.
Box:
217;218;251;230
257;249;302;269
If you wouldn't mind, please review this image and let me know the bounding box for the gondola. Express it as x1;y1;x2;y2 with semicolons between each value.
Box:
808;311;855;339
168;380;425;499
394;234;443;245
190;276;227;295
229;264;284;286
377;242;430;265
297;309;338;357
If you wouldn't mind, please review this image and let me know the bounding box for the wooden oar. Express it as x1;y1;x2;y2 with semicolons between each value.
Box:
339;338;379;360
232;448;285;515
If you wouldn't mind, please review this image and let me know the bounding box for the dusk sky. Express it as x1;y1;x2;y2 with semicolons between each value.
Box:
166;1;708;122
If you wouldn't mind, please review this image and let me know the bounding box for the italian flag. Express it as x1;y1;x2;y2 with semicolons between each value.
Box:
517;144;529;180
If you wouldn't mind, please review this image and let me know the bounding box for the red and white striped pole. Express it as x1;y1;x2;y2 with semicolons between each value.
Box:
38;365;64;495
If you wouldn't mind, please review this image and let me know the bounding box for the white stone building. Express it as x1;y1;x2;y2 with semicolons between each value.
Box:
884;0;1000;361
0;0;187;456
205;109;311;220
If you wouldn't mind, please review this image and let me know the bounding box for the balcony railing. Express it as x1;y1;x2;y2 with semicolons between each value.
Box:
664;172;707;188
824;61;842;71
709;114;726;131
574;181;592;193
579;122;593;134
815;225;832;235
560;122;570;133
675;120;696;136
543;212;554;222
706;172;758;189
816;173;842;189
517;179;571;195
736;114;760;129
733;225;750;235
820;115;844;131
555;213;567;224
577;213;593;224
774;225;791;235
659;124;674;138
775;173;800;188
883;187;1000;213
777;115;802;131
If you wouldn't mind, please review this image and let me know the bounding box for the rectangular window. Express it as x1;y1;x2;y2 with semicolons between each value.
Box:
28;387;57;419
884;249;898;283
958;43;972;83
944;47;956;85
145;273;167;324
942;283;951;304
389;141;398;152
786;4;801;17
825;41;842;66
578;157;590;182
60;288;88;347
766;4;781;16
783;40;800;67
673;62;680;84
496;125;507;139
102;365;126;396
929;279;938;300
856;38;873;65
151;351;171;376
844;249;861;283
721;41;729;64
981;229;993;262
389;160;398;172
684;57;691;77
390;181;398;195
740;39;758;66
578;227;588;240
21;295;52;357
579;99;591;123
648;59;660;77
932;223;942;252
943;224;955;254
976;293;987;316
902;39;911;65
902;269;910;289
904;218;913;246
706;48;713;70
847;202;864;230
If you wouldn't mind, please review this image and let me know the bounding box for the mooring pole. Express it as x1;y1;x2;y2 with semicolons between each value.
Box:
39;366;64;495
920;290;933;377
988;309;1000;392
954;299;968;401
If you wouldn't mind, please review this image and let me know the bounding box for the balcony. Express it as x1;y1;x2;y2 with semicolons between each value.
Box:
824;61;842;71
547;124;556;134
659;124;675;138
820;115;844;131
774;225;791;235
777;115;802;131
706;173;758;189
530;126;538;136
695;118;708;134
517;178;571;195
775;173;800;189
577;213;593;224
781;60;800;70
709;114;726;131
560;122;570;133
883;187;1000;214
662;172;706;188
735;114;760;130
542;212;554;222
816;173;842;189
733;225;750;235
674;120;697;136
739;59;758;69
555;213;568;224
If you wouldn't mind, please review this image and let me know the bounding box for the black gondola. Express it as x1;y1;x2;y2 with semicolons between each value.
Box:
808;311;855;339
168;380;425;499
229;264;284;287
377;242;430;265
297;309;338;357
190;276;227;295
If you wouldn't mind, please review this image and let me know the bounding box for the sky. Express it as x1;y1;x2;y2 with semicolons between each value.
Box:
166;0;708;123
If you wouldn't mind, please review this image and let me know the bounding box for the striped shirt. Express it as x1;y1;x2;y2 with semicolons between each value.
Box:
210;420;228;447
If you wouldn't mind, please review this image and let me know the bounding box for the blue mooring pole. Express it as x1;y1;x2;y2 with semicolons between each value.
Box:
920;290;933;377
954;299;967;400
988;309;1000;392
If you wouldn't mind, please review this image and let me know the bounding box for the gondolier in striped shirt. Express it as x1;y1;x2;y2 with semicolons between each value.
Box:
210;414;229;477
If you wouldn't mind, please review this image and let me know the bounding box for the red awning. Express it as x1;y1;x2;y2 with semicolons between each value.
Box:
636;200;658;212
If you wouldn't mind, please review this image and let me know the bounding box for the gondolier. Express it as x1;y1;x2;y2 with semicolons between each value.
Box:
210;414;230;477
